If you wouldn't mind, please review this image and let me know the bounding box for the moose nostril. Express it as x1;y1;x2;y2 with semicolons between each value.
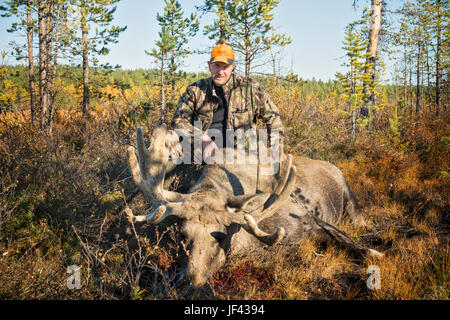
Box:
211;231;226;241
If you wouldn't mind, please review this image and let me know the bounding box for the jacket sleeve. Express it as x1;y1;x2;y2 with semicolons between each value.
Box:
253;84;285;154
170;85;203;138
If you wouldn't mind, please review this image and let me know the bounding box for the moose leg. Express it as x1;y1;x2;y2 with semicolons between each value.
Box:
308;213;383;258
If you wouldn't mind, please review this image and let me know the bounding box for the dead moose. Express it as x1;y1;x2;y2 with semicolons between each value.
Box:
124;126;383;287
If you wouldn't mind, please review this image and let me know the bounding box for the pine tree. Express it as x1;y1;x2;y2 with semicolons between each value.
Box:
2;0;68;133
198;0;230;45
37;0;54;133
156;0;199;104
0;0;37;124
426;0;449;115
392;20;414;110
399;0;432;114
146;27;175;124
64;0;126;121
0;51;17;113
336;25;370;141
202;0;291;78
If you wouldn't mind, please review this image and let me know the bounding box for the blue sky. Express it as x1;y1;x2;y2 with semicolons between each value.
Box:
0;0;404;81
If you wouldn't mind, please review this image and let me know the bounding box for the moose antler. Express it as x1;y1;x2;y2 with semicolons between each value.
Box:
251;155;297;223
126;126;188;224
242;214;286;246
233;155;297;246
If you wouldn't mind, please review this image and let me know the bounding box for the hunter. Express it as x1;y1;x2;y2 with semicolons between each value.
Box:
169;43;285;165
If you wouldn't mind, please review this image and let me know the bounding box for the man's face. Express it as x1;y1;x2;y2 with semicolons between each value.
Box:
208;61;235;86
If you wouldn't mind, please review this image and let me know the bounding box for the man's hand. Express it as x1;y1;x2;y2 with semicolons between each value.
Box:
166;130;183;161
202;134;218;161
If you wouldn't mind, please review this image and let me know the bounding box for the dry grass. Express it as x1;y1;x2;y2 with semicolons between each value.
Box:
0;90;448;300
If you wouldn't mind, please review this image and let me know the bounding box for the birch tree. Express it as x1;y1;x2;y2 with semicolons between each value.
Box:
362;0;382;109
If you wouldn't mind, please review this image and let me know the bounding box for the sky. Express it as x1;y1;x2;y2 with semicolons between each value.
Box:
0;0;405;81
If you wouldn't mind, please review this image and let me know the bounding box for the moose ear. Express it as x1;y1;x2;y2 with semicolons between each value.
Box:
226;193;271;213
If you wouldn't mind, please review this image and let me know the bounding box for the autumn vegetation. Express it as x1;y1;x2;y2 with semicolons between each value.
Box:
0;0;448;299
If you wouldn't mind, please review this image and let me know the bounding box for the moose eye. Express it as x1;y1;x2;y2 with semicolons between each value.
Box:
211;232;226;241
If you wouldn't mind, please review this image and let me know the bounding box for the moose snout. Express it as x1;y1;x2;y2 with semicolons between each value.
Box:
186;262;210;287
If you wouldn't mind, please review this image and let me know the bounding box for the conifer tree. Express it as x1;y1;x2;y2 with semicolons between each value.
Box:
0;51;16;113
37;0;55;133
392;20;414;110
202;0;291;78
156;0;199;104
2;0;68;133
64;0;126;121
228;0;291;77
349;2;391;119
394;0;449;115
198;0;230;45
426;0;449;115
146;27;175;124
0;0;37;124
336;25;370;141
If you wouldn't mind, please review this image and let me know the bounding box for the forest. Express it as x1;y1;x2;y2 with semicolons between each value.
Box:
0;0;448;300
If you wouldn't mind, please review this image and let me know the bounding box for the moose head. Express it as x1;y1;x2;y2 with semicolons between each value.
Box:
124;126;297;286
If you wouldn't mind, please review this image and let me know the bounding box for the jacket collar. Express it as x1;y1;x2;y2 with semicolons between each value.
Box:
210;73;236;101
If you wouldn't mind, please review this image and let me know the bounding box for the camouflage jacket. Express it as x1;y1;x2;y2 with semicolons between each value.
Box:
171;73;284;150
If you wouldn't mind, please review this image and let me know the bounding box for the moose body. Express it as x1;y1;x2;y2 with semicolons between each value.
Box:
125;126;383;287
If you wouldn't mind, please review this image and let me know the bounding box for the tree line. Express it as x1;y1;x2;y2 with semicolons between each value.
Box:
1;0;126;134
336;0;448;140
0;0;448;136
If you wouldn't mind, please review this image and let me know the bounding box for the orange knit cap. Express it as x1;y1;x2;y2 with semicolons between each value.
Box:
210;44;235;65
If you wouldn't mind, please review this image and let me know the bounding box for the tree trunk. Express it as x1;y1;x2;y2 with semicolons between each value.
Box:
171;48;175;104
435;0;442;116
49;3;60;108
351;109;357;142
362;0;382;114
45;1;54;135
160;52;166;123
421;58;424;111
416;41;421;114
271;50;278;86
409;69;413;114
38;0;49;131
244;3;250;78
219;0;226;44
81;6;89;120
426;48;432;114
403;43;407;109
27;0;36;125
